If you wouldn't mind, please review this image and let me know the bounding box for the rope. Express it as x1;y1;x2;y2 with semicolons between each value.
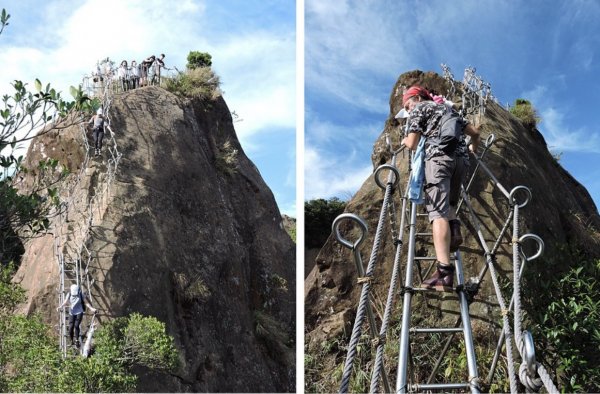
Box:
370;165;408;393
339;171;396;393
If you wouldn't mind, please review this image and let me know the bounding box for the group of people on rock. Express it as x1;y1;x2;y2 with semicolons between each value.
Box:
91;54;166;93
117;54;166;91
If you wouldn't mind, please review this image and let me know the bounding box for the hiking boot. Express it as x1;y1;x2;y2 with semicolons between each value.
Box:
75;340;81;348
449;219;463;252
421;262;455;291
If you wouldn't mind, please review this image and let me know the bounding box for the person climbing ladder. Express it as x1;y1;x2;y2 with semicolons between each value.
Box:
57;284;97;348
88;108;105;156
401;85;480;290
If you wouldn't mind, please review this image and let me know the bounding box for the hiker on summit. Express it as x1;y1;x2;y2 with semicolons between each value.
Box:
117;60;129;92
140;55;156;87
88;109;106;156
151;53;166;85
57;284;97;348
401;85;480;291
129;60;140;89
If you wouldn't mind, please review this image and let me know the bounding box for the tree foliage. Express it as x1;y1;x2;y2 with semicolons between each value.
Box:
0;266;178;392
525;257;600;392
186;50;212;69
305;197;347;249
0;8;95;266
95;313;179;372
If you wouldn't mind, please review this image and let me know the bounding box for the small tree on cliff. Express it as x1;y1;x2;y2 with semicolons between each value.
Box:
0;9;94;266
186;51;212;69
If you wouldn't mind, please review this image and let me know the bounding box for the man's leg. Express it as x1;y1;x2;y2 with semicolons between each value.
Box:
74;313;83;346
422;155;456;290
97;131;104;151
68;314;76;344
432;217;451;265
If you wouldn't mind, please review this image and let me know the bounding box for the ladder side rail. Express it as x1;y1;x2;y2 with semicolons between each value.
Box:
395;202;418;394
455;252;481;393
458;185;519;392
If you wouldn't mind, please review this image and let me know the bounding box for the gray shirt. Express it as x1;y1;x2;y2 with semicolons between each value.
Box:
68;292;84;315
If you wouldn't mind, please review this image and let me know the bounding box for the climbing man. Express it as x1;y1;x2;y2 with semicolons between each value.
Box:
151;53;166;85
401;85;480;291
140;55;156;87
88;108;105;156
57;284;97;348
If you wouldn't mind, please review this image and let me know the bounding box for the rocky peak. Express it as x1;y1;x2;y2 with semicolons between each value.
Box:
14;86;295;392
305;70;600;391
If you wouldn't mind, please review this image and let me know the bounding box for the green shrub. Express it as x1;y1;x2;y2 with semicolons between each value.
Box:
186;51;212;69
525;258;600;392
163;67;221;99
305;197;347;248
215;140;238;175
509;98;540;129
173;272;211;302
95;313;179;372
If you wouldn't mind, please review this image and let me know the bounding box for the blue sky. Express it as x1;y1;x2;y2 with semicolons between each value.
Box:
0;0;296;216
305;0;600;212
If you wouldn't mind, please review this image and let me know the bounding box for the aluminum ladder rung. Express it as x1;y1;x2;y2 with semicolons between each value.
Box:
413;256;456;261
413;382;470;391
411;327;464;334
415;232;433;236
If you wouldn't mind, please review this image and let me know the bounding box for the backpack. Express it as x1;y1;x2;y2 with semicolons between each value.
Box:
434;110;465;154
92;115;104;130
79;290;86;312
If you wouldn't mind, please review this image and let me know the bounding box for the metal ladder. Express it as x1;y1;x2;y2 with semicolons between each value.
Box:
54;71;121;357
395;202;480;393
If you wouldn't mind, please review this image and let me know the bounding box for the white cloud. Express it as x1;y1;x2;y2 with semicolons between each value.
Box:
304;146;373;200
521;85;600;154
305;108;382;147
539;107;600;153
211;33;295;138
1;0;294;143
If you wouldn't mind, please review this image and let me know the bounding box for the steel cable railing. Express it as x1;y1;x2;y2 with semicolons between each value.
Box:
331;65;562;393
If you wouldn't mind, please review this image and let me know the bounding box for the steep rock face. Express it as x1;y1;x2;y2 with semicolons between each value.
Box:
14;86;295;392
305;71;600;389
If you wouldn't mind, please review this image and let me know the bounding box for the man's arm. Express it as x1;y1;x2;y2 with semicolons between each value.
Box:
464;123;480;153
57;293;69;311
402;132;421;150
84;297;97;314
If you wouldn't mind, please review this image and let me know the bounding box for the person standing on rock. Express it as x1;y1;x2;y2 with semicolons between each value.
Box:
88;109;105;156
118;60;129;92
129;60;140;89
151;53;165;85
401;85;480;291
57;284;97;348
140;55;155;87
